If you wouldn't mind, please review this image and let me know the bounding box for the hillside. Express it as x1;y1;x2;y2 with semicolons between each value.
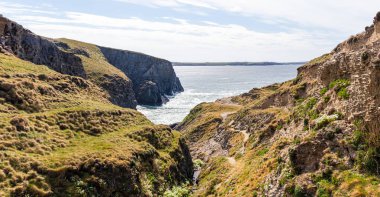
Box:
0;52;193;196
0;17;193;196
0;16;183;107
178;12;380;196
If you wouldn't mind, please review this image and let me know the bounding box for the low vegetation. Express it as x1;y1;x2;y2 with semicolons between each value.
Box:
178;42;379;196
0;53;192;196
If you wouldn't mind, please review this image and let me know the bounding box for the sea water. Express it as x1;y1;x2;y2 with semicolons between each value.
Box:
137;64;300;125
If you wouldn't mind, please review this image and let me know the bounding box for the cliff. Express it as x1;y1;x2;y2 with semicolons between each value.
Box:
0;16;183;108
0;16;86;78
0;47;193;196
100;46;183;105
178;12;380;196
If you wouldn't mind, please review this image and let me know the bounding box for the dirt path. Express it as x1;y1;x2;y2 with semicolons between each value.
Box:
226;156;237;166
241;129;249;142
219;108;250;167
221;111;236;122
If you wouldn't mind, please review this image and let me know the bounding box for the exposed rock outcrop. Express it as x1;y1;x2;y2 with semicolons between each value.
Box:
0;16;86;77
100;46;184;105
96;74;137;108
0;16;183;108
179;12;380;197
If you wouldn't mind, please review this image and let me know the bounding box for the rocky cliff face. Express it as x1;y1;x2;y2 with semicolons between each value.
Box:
100;46;184;105
0;16;183;108
0;16;86;78
179;12;380;196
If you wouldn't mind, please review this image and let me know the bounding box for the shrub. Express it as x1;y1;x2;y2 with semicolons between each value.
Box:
351;119;380;175
164;183;191;197
329;79;350;90
356;148;380;175
293;137;301;145
323;96;330;103
314;114;338;130
316;180;333;197
320;87;328;96
294;185;307;197
193;159;204;169
337;88;349;100
308;110;319;120
306;97;317;110
294;97;319;121
276;124;283;130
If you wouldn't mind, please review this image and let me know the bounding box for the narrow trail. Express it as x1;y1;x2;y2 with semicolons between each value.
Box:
226;157;237;166
221;111;236;122
220;107;250;166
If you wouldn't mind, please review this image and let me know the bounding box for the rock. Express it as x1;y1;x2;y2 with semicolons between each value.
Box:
0;16;86;78
289;141;327;174
99;46;184;105
97;74;137;108
136;80;163;105
0;16;183;107
169;122;179;129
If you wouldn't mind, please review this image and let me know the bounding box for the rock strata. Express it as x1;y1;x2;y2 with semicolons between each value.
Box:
0;16;183;108
179;11;380;196
100;46;184;105
0;16;86;77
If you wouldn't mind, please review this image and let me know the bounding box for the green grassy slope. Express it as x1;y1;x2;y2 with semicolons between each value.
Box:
0;53;192;196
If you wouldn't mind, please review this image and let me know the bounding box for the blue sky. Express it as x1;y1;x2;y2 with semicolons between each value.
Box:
1;0;380;62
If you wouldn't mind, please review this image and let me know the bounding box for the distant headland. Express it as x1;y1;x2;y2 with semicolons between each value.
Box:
173;62;305;66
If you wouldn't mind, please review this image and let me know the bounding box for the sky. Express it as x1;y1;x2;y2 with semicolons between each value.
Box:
1;1;380;62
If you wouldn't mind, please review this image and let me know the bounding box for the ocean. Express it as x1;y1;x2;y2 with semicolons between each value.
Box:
137;64;301;125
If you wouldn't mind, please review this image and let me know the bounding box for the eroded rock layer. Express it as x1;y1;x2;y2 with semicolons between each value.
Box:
100;46;184;105
0;16;183;108
179;12;380;196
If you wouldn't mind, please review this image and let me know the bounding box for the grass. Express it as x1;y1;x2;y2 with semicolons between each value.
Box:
37;126;144;167
328;79;350;90
180;102;242;145
335;171;380;196
0;53;57;75
0;52;191;196
313;170;380;196
256;148;269;156
57;38;130;81
305;53;332;66
337;88;350;99
293;97;319;124
314;114;339;130
349;119;380;175
164;183;191;197
194;157;229;196
193;159;204;169
320;87;328;96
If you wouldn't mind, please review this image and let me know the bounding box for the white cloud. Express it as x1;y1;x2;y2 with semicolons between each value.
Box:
0;2;57;15
115;0;380;34
10;12;335;62
1;1;379;62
